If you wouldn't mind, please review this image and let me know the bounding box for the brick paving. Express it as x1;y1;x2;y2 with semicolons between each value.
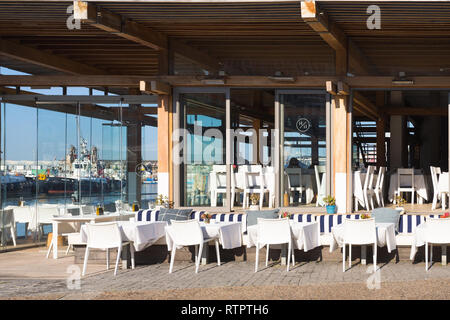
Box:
0;260;449;299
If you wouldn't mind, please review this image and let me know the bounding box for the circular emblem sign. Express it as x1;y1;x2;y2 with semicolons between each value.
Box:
135;163;148;177
296;118;311;133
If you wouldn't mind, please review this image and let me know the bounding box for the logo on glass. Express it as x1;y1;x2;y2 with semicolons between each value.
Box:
296;118;311;133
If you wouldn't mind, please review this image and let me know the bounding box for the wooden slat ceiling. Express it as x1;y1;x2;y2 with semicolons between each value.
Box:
0;1;450;77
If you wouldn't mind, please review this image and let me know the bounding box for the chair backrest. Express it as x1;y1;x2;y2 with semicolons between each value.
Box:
257;217;291;245
285;167;302;188
397;168;414;189
426;218;450;244
343;218;376;245
430;166;441;195
314;165;326;192
168;219;204;246
85;222;122;249
212;165;227;189
363;165;375;190
263;166;276;191
10;206;32;224
375;166;386;190
371;208;400;232
1;209;15;228
243;164;264;189
36;207;60;224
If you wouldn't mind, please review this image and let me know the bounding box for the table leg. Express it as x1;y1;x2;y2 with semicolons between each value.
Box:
442;245;447;266
121;244;131;269
52;222;58;259
201;242;209;265
281;244;287;265
361;245;367;265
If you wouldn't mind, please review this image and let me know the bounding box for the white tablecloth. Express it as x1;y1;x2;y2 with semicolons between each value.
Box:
330;222;397;253
165;222;242;251
388;172;428;202
81;221;166;251
246;221;320;251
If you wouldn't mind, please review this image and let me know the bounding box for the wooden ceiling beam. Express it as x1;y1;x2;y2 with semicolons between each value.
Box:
74;1;221;73
0;38;107;75
300;0;373;76
353;91;378;119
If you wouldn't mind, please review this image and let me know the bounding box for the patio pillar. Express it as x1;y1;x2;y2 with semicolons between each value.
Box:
126;100;142;205
157;94;171;199
332;89;352;213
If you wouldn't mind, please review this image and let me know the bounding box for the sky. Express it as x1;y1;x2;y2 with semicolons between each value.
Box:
0;66;158;162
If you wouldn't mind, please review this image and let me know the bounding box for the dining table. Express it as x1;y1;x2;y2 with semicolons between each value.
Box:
246;220;320;265
165;221;242;265
50;212;135;259
330;222;397;265
409;222;448;265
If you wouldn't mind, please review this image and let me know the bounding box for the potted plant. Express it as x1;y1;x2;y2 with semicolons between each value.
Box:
155;194;173;210
361;213;371;219
281;211;291;219
394;195;406;214
249;194;260;211
323;195;336;214
201;212;213;224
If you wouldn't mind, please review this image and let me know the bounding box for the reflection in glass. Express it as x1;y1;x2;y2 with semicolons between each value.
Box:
281;94;327;207
180;93;226;207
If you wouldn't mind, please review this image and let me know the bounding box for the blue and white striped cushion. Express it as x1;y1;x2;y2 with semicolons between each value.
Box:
212;213;247;233
289;214;315;223
398;214;426;234
135;209;160;222
317;214;361;233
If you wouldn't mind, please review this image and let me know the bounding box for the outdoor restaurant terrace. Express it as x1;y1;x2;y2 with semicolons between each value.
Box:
0;0;449;287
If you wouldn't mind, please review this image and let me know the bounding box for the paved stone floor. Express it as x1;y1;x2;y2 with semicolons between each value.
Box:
1;260;449;299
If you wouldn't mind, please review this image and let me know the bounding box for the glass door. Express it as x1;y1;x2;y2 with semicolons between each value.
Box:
277;90;330;209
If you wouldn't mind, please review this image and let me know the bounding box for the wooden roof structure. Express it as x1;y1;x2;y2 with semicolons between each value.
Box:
1;1;449;79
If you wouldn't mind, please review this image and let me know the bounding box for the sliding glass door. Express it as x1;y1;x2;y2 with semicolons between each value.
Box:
277;90;330;209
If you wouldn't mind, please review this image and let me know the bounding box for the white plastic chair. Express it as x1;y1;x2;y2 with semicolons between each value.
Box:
425;218;450;271
242;165;268;209
363;165;376;210
82;222;134;276
231;166;244;208
263;166;276;208
10;206;33;239
314;165;326;207
168;219;221;274
210;165;227;207
82;205;96;215
342;218;377;272
255;218;294;272
35;207;60;240
0;209;16;246
285;168;305;205
373;166;386;207
395;168;416;204
430;166;441;210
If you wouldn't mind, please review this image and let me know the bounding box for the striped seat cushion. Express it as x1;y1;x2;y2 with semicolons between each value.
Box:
289;214;315;223
317;214;362;234
212;213;247;233
398;214;427;234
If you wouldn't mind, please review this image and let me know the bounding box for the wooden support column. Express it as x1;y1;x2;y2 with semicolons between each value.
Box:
252;119;261;164
331;81;352;213
156;48;173;201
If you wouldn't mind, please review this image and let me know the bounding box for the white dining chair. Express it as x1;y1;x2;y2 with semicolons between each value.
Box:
210;165;227;207
242;165;268;209
263;166;276;208
425;218;450;271
168;220;221;274
231;166;244;208
363;165;376;210
430;166;441;210
36;207;60;241
395;168;416;204
9;206;33;239
0;209;16;246
255;218;294;272
285;167;305;205
374;166;386;207
342;218;377;272
82;222;134;276
314;165;326;207
82;205;96;215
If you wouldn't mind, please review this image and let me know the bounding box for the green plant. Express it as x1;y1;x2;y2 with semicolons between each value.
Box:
249;193;260;205
323;195;336;206
394;195;406;206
